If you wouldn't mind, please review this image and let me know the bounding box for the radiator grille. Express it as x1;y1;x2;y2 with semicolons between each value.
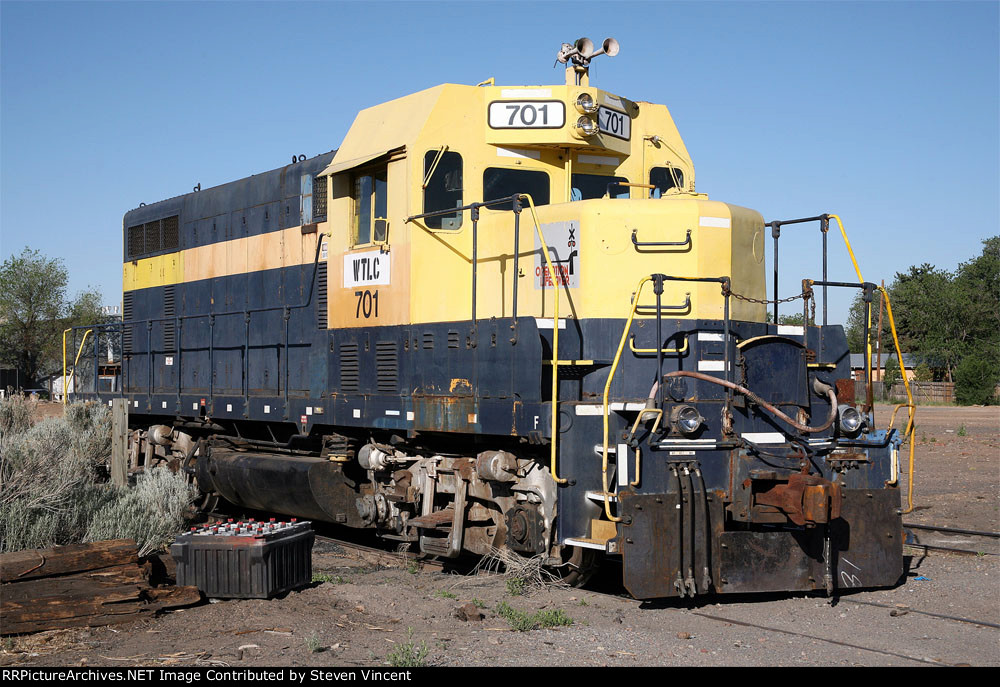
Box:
126;215;181;259
375;341;398;393
162;215;179;250
144;220;161;254
127;225;144;258
340;343;359;392
313;175;327;222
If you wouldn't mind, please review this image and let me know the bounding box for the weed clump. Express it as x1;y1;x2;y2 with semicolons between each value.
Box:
495;601;574;632
386;628;430;667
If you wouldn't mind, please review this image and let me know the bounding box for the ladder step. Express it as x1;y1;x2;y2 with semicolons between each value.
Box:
409;509;455;529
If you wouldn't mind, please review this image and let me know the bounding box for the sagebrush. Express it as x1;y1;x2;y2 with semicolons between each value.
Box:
0;396;195;553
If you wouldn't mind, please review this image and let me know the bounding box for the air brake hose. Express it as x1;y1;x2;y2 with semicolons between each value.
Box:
662;371;838;434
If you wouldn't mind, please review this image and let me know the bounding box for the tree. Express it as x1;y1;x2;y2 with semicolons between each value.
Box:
845;290;892;354
0;248;104;385
884;355;901;391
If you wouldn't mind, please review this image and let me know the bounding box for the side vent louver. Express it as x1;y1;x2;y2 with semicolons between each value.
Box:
340;343;359;392
315;263;328;329
122;292;134;353
422;333;434;350
163;285;176;351
376;341;399;393
447;331;460;349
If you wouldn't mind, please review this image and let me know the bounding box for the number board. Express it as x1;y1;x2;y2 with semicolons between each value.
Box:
598;106;630;140
488;101;566;129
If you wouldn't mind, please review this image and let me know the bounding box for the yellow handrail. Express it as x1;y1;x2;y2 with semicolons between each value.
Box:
601;275;655;521
828;214;916;514
629;334;688;355
518;193;568;485
62;328;93;405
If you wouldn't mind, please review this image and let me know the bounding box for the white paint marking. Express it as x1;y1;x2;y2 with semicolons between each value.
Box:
192;402;198;411
227;404;233;412
501;88;552;98
352;408;361;419
617;443;629;487
306;407;313;416
161;401;167;409
742;432;786;444
496;147;541;160
406;411;414;421
385;410;400;416
264;405;270;414
699;216;731;228
563;538;607;551
697;332;725;342
698;360;729;372
535;318;567;329
778;325;805;336
577;154;619;167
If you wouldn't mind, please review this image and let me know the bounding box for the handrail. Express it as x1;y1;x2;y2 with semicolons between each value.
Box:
828;214;916;514
405;193;568;484
517;193;568;485
62;328;93;404
629;334;688;355
67;232;331;416
601;275;654;522
631;228;692;250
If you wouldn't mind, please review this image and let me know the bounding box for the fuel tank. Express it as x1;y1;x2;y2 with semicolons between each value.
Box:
197;448;368;527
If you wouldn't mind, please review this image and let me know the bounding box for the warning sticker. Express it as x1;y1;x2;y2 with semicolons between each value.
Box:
534;221;580;289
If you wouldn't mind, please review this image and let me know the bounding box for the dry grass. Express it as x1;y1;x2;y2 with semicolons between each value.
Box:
470;547;568;595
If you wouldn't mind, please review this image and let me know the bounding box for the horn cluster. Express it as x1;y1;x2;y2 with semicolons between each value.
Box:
556;37;619;66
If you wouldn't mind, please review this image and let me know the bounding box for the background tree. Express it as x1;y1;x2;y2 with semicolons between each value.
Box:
0;248;105;386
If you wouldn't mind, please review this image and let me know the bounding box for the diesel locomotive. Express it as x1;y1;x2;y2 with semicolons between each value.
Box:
71;39;914;598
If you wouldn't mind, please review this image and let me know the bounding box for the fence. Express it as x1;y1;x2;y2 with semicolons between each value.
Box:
861;381;956;404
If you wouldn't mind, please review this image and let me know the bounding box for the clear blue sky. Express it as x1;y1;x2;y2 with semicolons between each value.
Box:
2;1;998;326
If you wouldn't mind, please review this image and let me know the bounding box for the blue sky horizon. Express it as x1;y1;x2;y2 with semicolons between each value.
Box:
2;0;998;326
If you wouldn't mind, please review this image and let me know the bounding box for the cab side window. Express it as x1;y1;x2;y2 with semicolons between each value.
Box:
571;173;629;201
352;167;387;245
483;168;549;211
423;150;463;229
649;167;685;198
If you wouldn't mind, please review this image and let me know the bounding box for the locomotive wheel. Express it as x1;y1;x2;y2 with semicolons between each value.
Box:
552;545;599;587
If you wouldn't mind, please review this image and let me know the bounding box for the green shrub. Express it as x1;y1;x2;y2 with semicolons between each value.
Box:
955;351;1000;405
386;629;430;667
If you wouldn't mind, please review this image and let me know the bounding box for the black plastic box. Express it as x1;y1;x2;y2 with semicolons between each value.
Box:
170;519;314;599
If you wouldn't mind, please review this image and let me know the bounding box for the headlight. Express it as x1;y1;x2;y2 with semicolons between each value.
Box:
838;406;864;435
575;93;598;114
671;405;704;436
573;115;599;138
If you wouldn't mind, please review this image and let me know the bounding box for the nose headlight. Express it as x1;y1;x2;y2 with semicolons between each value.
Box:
575;93;599;114
671;405;704;436
573;115;599;138
838;406;864;435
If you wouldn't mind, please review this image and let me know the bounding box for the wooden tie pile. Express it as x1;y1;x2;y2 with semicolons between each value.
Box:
1;539;201;635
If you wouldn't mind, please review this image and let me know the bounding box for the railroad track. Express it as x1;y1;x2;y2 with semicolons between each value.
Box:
902;523;999;557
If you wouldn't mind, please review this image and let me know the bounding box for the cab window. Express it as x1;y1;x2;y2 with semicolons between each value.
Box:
353;167;387;245
423;150;463;229
650;167;685;198
483;167;549;211
571;173;629;201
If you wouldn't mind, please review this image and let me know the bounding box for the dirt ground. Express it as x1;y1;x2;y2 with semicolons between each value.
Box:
3;404;997;668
